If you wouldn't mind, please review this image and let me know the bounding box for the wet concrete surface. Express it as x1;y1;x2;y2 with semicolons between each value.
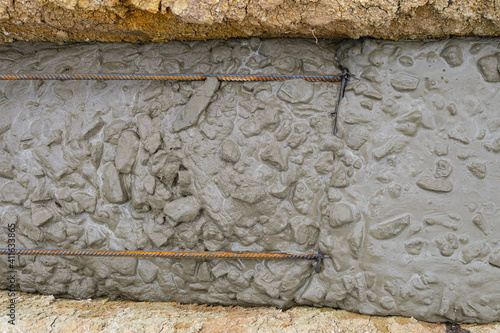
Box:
0;38;499;323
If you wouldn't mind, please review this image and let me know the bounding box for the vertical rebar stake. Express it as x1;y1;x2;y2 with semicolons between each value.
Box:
331;68;350;135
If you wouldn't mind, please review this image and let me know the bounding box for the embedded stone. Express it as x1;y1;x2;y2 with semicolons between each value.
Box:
231;185;266;204
163;196;202;223
472;213;491;235
261;144;287;171
467;162;486;179
373;137;409;160
1;181;28;205
0;160;15;179
416;177;453;193
71;191;97;213
292;181;314;215
31;206;53;227
405;239;425;255
330;165;349;188
390;73;419;91
314;152;335;175
240;107;280;137
440;44;463;67
490;248;500;268
322;203;354;228
435;159;453;178
102;163;128;204
33;145;72;180
370;215;410;240
104;119;130;144
277;79;314;104
115;130;139;174
461;242;490;264
172;77;220;132
477;54;500;82
220;139;241;163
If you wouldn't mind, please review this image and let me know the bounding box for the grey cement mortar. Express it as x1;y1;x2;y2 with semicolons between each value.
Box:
0;38;499;323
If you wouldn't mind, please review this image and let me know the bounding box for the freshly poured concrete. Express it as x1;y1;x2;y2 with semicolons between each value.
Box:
0;38;499;323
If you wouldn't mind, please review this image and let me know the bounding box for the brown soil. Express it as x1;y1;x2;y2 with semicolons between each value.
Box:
1;291;499;332
0;0;500;43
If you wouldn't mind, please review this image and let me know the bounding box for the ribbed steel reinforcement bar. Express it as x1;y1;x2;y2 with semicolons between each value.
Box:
0;73;353;82
0;248;325;272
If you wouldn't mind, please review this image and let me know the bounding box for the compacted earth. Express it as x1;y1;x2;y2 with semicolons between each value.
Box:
0;38;500;324
1;291;499;332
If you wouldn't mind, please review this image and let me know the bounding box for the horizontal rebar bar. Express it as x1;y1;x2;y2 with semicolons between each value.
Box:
0;73;348;82
0;248;319;261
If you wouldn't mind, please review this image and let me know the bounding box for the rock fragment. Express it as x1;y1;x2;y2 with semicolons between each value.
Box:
369;215;410;240
440;44;463;67
104;120;130;144
490;247;500;268
102;163;128;204
405;239;425;255
435;159;453;178
461;242;490;264
390;73;419;91
467;162;486;179
416;177;453;193
164;196;201;223
220;139;241;163
292;181;314;214
115;130;139;174
82;117;105;140
424;217;458;230
71;191;97;213
314;152;335;175
345;126;368;150
31;206;53;227
447;129;470;144
435;233;459;256
231;185;266;204
277;79;314;104
1;182;28;205
472;213;491;235
396;111;421;136
330;165;348;188
172;77;220;132
477;54;500;82
33;145;72;180
322;203;355;228
240;107;280;137
373;137;409;160
0;160;15;179
261;144;287;171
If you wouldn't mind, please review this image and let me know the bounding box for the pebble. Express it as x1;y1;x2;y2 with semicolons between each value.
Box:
102;163;128;204
390;73;419;91
416;177;453;193
221;139;241;163
277;79;314;104
369;215;410;240
467;162;486;179
163;196;202;223
172;77;220;132
440;44;463;67
115;130;140;174
477;54;500;82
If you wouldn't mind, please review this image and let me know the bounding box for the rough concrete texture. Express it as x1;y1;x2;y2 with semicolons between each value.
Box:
0;38;500;324
2;291;500;333
1;1;500;43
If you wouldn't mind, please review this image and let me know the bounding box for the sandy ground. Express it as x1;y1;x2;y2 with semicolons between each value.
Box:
1;291;499;333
